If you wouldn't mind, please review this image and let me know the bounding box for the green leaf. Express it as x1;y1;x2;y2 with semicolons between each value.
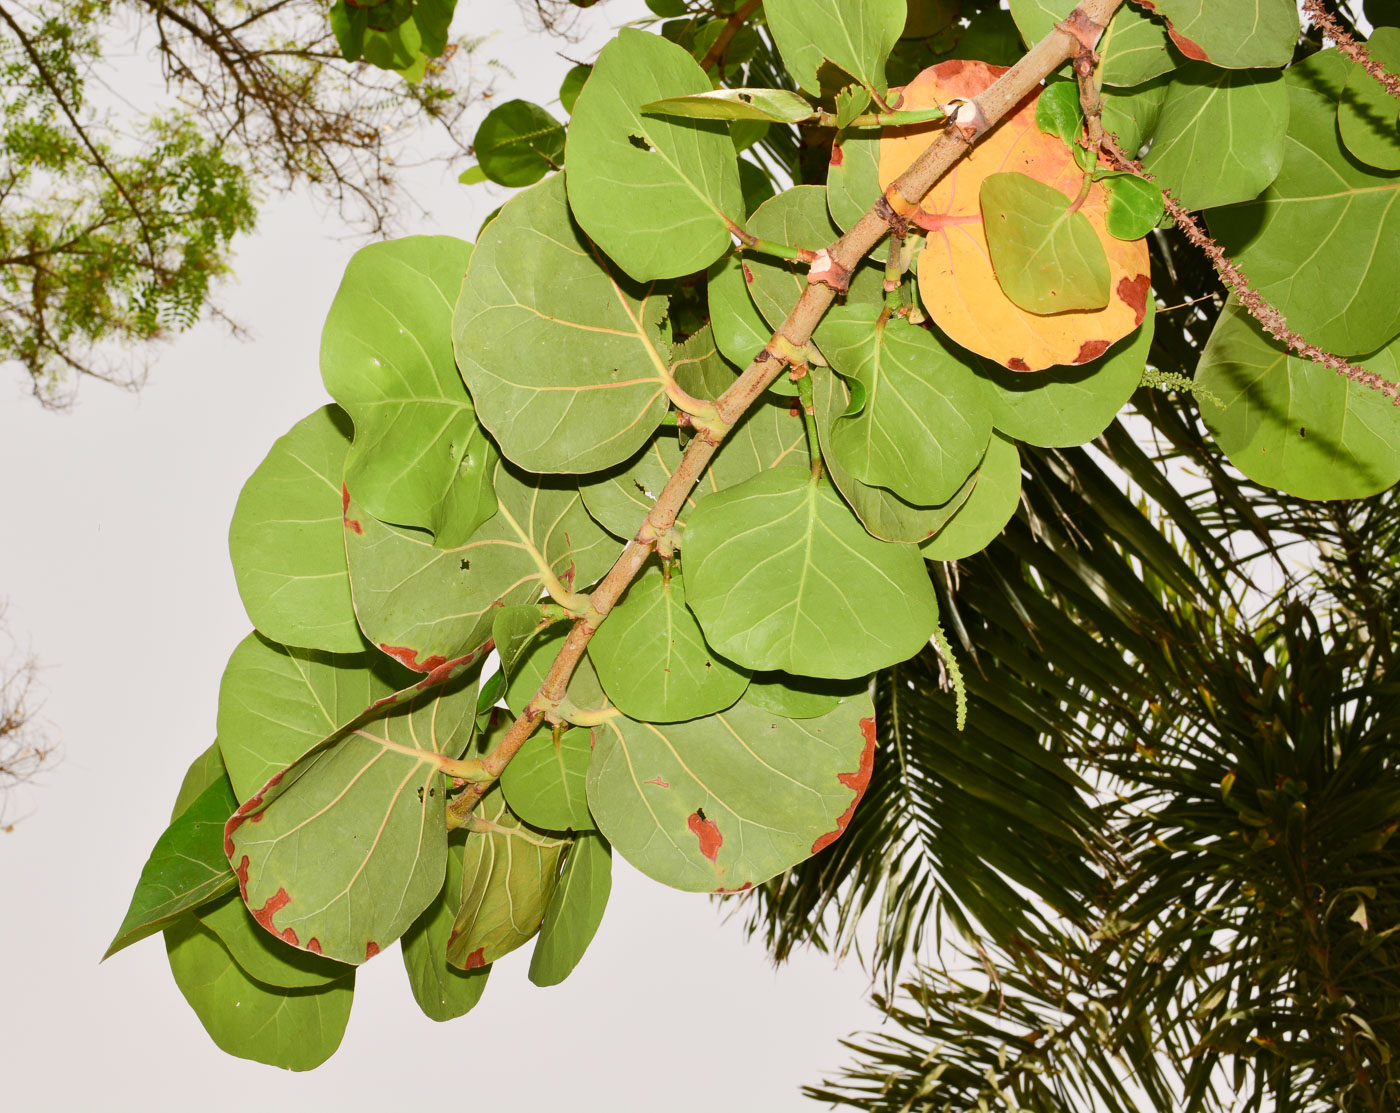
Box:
492;605;560;684
1141;63;1288;211
707;252;785;388
976;313;1154;447
827;129;881;232
744;671;870;719
329;1;366;62
217;633;402;802
500;728;595;831
1132;0;1298;68
529;832;612;986
410;0;454;57
815;306;992;505
400;831;491;1021
224;669;480;965
472;100;565;187
578;430;698;538
1035;80;1084;150
197;892;352;989
228;405;362;654
739;158;777;216
1339;26;1400;171
763;0;904;99
744;186;885;335
683;469;942;677
446;785;567;968
920;433;1024;561
980;172;1111;314
590;559;750;722
172;742;230;819
1011;0;1175;85
458;164;487;185
586;694;877;891
811;364;977;543
1100;172;1165;239
165;916;354;1070
344;460;616;670
322;236;496;548
564;28;743;281
454;173;672;474
1101;73;1170;155
1195;300;1400;499
106;778;238;959
560;63;591;116
641;88;817;123
1208;51;1400;355
835;84;872;129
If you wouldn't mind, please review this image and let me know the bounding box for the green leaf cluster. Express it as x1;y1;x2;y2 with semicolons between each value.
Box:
111;2;1400;1095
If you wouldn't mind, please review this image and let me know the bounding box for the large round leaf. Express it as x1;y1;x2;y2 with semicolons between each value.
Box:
1141;63;1289;211
454;173;672;473
811;363;976;543
1196;300;1400;499
344;461;617;672
473;99;566;187
586;694;877;892
322;236;495;548
229;405;362;653
1132;0;1298;69
589;560;750;722
976;313;1154;447
565;28;742;281
683;468;941;678
881;61;1151;370
217;633;403;803
164;915;353;1071
814;306;991;505
1207;51;1400;356
224;669;479;966
763;0;903;99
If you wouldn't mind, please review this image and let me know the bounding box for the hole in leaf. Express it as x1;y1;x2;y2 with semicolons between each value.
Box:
460;558;471;571
627;134;653;151
1299;426;1307;439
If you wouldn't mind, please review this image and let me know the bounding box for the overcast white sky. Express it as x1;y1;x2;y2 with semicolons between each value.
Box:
0;3;887;1109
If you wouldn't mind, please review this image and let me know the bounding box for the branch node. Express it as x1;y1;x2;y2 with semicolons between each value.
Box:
807;248;851;294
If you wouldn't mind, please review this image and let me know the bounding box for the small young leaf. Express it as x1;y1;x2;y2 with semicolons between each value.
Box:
503;623;608;721
559;63;591;115
589;559;750;722
1035;80;1083;149
981;172;1111;314
1100;173;1165;240
229;405;362;654
472;99;565;187
920;433;1023;561
586;694;877;892
106;777;239;959
834;84;872;130
458;164;487;185
683;469;941;678
529;832;613;987
164;916;353;1071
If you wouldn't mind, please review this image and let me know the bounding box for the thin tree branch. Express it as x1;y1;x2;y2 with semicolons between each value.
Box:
1304;0;1400;99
